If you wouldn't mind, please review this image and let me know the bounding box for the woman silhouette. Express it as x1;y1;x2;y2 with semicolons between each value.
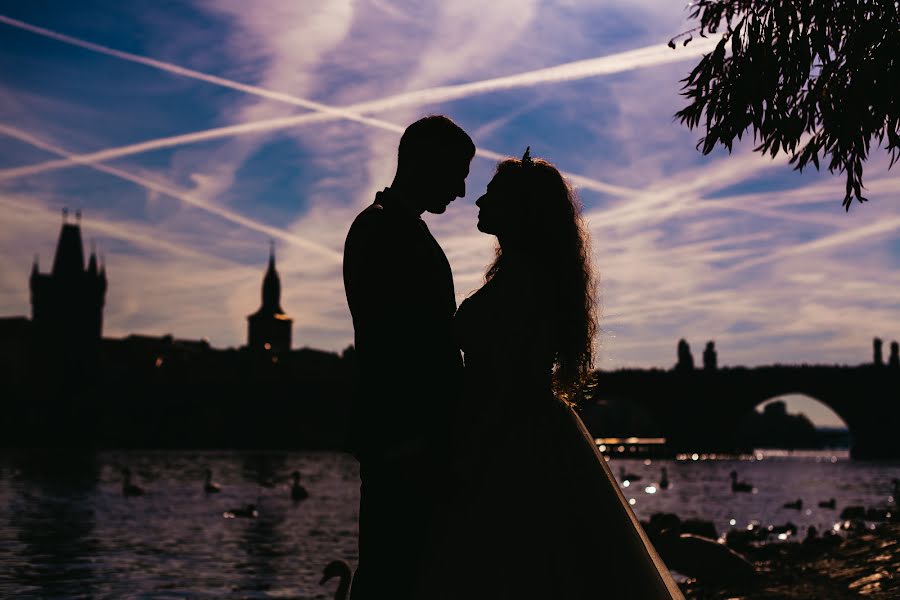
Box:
420;150;683;599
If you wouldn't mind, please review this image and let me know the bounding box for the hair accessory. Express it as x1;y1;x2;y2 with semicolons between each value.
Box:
521;146;533;166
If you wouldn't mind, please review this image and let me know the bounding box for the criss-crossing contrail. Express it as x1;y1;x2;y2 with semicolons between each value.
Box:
0;13;716;197
0;15;402;133
0;116;638;197
0;14;716;114
0;124;343;262
0;194;229;263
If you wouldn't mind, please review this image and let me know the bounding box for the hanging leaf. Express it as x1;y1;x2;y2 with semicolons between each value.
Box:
673;0;899;210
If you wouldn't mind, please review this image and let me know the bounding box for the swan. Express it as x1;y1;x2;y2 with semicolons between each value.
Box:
223;503;258;519
320;559;352;600
729;471;752;493
203;469;221;494
257;476;277;489
818;498;836;509
291;471;309;501
769;522;798;536
659;467;670;490
121;467;145;497
619;466;642;483
782;499;802;510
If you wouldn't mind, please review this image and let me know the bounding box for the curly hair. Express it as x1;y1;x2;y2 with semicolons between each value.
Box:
484;156;597;400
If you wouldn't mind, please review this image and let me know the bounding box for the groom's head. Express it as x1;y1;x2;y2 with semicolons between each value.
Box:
393;115;475;214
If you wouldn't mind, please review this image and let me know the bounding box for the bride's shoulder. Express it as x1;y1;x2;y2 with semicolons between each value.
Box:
456;283;487;317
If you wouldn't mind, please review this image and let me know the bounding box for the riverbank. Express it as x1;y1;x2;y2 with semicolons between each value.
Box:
681;522;899;599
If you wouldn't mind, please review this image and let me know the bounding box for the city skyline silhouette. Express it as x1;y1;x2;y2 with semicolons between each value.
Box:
3;214;884;431
5;215;894;452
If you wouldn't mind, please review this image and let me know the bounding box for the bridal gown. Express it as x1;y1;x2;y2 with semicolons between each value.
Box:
422;269;684;600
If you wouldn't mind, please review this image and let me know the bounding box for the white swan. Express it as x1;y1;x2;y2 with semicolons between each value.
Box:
204;468;221;494
290;470;308;501
320;559;352;600
729;470;752;493
121;467;145;497
619;466;642;483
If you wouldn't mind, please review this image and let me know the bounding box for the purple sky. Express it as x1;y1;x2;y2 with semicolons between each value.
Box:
2;2;897;427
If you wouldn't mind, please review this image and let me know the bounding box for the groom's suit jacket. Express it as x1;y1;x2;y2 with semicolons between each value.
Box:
343;187;463;467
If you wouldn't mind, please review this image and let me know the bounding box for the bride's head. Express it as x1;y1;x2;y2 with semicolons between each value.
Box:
476;153;597;399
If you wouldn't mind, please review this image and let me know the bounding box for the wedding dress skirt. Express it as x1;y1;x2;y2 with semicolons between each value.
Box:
422;394;683;600
420;274;683;599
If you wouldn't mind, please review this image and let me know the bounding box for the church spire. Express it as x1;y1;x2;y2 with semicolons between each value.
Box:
246;241;292;352
261;240;284;315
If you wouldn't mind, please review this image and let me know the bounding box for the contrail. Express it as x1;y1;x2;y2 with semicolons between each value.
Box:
0;118;637;197
0;15;404;133
0;14;715;196
0;14;716;114
727;214;900;273
0;113;344;181
0;124;343;262
0;194;228;263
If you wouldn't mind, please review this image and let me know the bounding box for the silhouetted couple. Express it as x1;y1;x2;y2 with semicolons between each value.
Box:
343;116;682;599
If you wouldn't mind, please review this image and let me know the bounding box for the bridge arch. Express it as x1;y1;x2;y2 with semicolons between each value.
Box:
733;393;851;451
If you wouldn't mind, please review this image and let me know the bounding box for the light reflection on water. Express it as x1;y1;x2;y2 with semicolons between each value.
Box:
612;450;899;540
0;451;360;600
0;450;898;598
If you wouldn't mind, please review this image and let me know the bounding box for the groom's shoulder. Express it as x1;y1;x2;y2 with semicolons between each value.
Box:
355;201;387;223
348;202;399;238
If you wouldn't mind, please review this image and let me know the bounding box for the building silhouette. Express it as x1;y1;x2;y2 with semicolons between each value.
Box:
703;340;718;370
874;337;884;365
3;220;898;456
29;210;106;358
675;338;695;371
246;243;292;353
0;220;354;449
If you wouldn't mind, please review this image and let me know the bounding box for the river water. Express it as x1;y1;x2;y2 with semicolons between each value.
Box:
0;449;897;599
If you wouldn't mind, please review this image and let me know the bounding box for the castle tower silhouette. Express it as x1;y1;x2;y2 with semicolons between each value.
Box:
246;242;292;352
29;209;107;354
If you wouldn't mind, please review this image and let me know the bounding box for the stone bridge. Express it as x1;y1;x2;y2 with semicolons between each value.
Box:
587;365;900;459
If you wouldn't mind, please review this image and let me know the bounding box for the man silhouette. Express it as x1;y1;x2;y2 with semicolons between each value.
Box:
343;115;475;599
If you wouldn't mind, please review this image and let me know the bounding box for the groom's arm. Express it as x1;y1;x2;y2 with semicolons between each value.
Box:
344;209;427;350
344;209;434;461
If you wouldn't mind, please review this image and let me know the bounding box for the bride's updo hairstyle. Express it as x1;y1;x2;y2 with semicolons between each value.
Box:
485;154;597;400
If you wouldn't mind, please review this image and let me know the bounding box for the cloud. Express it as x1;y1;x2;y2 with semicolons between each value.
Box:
2;2;900;371
0;10;712;201
0;123;343;262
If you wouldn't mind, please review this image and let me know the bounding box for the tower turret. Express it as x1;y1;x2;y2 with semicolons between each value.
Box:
703;340;718;370
29;213;107;369
87;254;98;276
51;221;86;278
874;337;884;366
675;338;695;371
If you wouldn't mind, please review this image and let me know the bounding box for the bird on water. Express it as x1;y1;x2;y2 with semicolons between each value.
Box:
729;471;753;493
203;468;221;494
291;470;309;501
122;467;145;497
320;559;352;600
